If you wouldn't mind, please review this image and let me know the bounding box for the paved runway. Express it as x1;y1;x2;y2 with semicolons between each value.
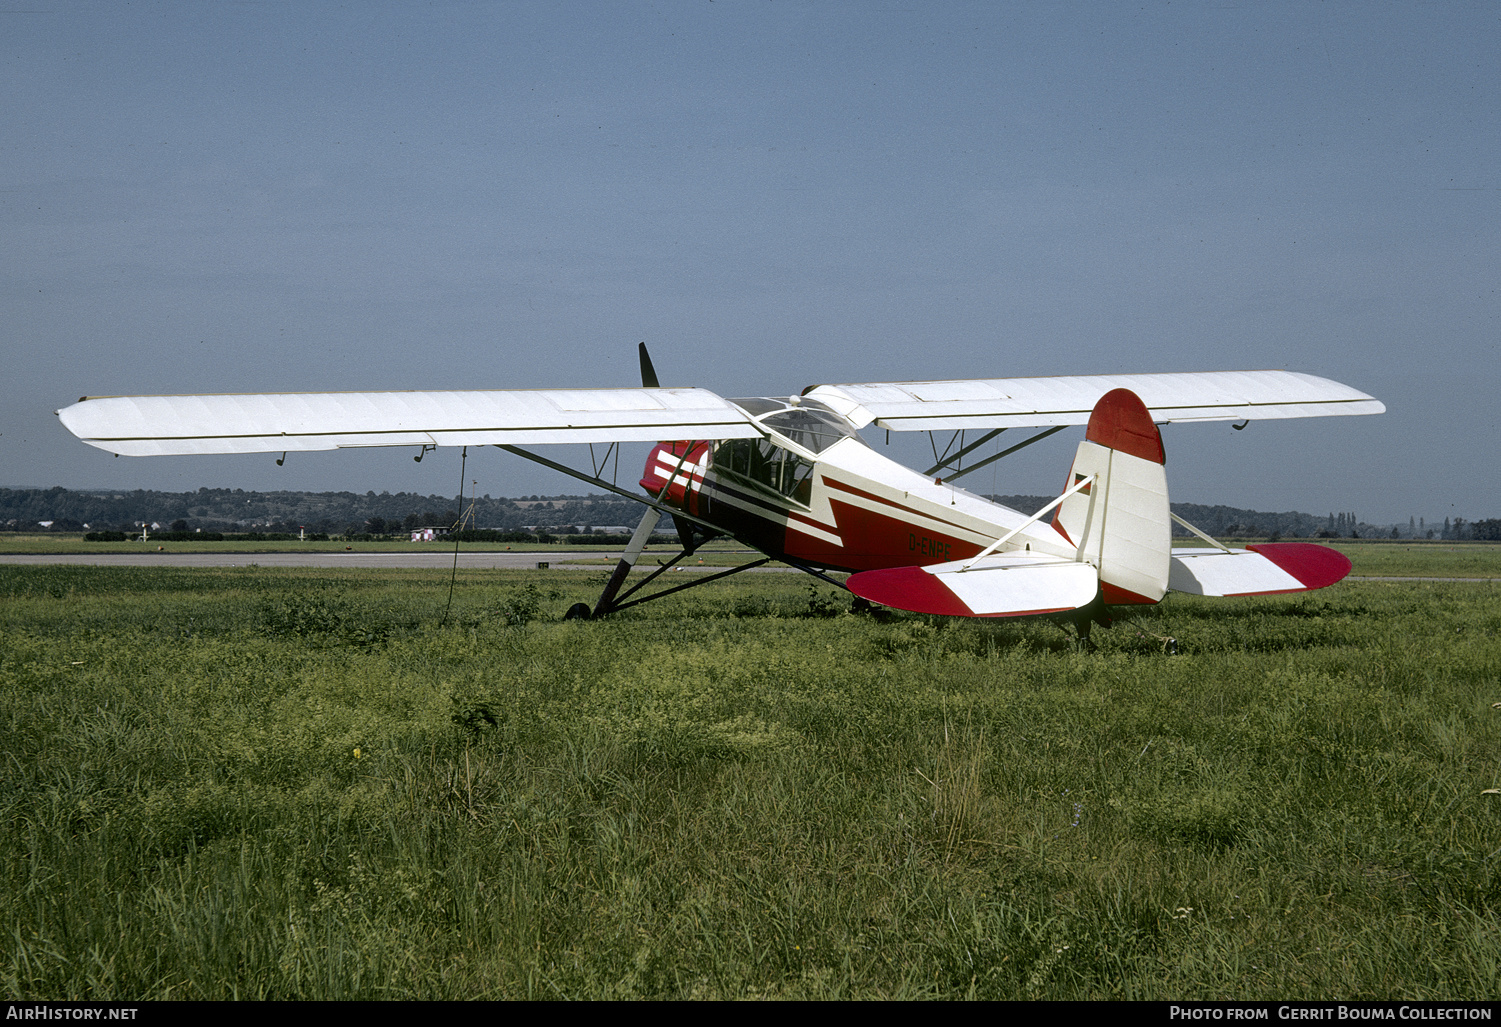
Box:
2;551;630;569
0;550;764;570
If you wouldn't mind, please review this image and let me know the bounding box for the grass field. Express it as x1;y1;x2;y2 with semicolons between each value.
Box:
1334;542;1501;579
2;563;1499;999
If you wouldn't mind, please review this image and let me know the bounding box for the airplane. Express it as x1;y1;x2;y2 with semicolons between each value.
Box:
56;346;1383;642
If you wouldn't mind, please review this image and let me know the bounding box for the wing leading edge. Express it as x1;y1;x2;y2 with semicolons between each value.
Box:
804;370;1384;431
56;388;762;457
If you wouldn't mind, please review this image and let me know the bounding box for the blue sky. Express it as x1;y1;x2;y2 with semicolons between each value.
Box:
3;1;1496;525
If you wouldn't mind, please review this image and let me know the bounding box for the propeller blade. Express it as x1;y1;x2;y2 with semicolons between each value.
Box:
638;342;660;389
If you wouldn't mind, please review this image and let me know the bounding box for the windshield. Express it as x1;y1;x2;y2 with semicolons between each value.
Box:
715;398;863;505
758;408;859;454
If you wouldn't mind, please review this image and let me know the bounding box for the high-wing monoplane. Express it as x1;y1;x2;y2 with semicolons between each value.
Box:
57;346;1383;640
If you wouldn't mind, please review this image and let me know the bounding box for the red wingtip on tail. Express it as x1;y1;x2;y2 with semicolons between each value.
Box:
1086;388;1165;465
1245;543;1353;590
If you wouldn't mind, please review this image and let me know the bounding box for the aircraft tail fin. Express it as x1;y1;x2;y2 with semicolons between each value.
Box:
1051;388;1171;606
845;388;1169;620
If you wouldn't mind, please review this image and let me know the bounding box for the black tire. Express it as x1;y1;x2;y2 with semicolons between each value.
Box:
564;602;593;621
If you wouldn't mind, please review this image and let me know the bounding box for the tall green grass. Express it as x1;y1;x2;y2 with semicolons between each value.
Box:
2;566;1498;998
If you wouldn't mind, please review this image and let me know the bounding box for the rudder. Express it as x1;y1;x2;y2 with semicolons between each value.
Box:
1051;388;1171;605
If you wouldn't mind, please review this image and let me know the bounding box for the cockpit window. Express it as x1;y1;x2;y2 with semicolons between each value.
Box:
758;408;857;454
728;397;786;418
714;399;862;505
713;436;816;505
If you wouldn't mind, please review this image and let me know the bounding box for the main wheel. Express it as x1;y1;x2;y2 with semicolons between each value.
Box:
564;602;593;621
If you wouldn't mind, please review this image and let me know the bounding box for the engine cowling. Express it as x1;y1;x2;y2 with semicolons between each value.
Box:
640;441;711;514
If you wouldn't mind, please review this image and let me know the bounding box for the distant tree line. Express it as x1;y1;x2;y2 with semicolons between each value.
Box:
1;487;643;537
1457;519;1501;541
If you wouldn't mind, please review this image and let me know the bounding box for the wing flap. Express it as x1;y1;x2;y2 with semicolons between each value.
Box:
1169;543;1351;597
847;555;1099;618
56;388;762;456
805;370;1383;431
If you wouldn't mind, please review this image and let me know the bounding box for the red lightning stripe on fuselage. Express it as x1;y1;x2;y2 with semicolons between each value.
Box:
780;475;988;572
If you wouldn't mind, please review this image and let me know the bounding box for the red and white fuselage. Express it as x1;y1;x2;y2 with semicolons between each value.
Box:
640;390;1351;619
640;397;1063;573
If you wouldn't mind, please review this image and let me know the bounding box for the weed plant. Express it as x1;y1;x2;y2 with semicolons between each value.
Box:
2;565;1499;999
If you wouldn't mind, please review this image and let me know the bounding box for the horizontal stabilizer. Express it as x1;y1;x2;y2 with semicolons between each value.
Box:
1168;543;1351;597
847;555;1099;618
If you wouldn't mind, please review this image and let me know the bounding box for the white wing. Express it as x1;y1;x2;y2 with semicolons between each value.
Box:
56;388;762;457
804;370;1384;431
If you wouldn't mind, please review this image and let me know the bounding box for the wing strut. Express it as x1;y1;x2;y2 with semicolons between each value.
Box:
1170;512;1234;553
497;444;726;537
923;428;1004;477
959;473;1096;571
933;426;1069;484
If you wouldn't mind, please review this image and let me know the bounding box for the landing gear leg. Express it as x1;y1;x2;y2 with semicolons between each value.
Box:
590;506;663;619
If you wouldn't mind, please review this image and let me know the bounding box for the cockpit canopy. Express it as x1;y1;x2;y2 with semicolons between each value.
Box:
728;398;862;454
714;398;865;505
